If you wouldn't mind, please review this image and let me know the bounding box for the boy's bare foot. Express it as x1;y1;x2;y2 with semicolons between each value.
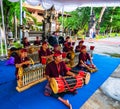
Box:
64;100;72;109
58;97;72;109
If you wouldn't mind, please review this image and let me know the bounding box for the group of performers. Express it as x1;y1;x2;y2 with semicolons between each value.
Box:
22;36;41;47
13;36;97;109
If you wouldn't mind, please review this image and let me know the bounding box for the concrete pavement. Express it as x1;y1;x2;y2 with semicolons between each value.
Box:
81;37;120;109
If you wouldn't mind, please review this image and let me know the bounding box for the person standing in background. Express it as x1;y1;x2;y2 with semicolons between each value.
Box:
7;28;13;39
23;37;30;48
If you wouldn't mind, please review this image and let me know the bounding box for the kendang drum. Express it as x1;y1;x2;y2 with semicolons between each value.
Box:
50;72;90;94
78;71;90;84
41;57;47;65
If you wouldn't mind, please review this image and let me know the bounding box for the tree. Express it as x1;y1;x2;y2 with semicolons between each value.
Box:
59;7;91;35
99;7;120;33
1;0;20;30
59;7;120;36
0;0;28;37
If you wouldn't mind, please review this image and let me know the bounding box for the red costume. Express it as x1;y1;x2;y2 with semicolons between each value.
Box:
39;46;52;63
14;49;30;78
45;61;68;77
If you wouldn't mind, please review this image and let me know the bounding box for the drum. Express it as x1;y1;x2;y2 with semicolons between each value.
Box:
90;46;95;50
41;57;47;65
78;71;90;84
62;52;67;58
50;76;83;94
50;72;90;94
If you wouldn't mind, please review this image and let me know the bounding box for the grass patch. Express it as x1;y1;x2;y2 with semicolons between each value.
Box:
96;33;120;39
103;52;120;58
109;33;120;37
96;35;107;39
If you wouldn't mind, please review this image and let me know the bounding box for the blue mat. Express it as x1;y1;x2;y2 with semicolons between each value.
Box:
0;54;120;109
0;61;15;84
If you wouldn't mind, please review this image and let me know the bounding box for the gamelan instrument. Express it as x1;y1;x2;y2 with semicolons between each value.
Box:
66;50;75;60
66;50;76;67
27;45;40;54
16;63;46;92
28;52;40;64
50;71;90;94
87;64;98;73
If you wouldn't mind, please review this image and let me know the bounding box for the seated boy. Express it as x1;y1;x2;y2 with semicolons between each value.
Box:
77;45;97;72
34;36;41;46
39;41;53;64
14;48;31;79
75;40;84;53
45;51;76;109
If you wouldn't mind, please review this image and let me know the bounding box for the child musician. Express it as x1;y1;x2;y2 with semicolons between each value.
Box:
77;45;96;72
14;49;31;79
45;51;76;109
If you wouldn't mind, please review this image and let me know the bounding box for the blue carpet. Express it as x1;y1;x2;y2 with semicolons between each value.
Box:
0;54;120;109
0;61;15;84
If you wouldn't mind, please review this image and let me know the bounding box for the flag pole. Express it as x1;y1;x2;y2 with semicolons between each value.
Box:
1;0;8;56
62;6;64;36
20;0;23;42
0;27;4;56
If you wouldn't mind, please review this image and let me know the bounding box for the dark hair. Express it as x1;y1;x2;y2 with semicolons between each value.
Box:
24;37;27;40
79;40;84;44
67;42;71;46
52;32;56;35
42;41;48;45
81;45;86;50
66;36;70;40
36;36;39;39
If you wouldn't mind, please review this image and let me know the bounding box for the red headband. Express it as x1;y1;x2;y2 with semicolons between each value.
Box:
81;45;86;50
42;41;48;45
79;40;84;44
54;51;62;57
20;49;27;53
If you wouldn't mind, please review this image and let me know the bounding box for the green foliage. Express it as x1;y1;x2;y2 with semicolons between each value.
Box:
37;22;43;26
2;0;19;25
0;43;6;55
59;7;90;35
13;41;23;48
59;7;120;36
100;7;120;33
96;34;107;39
26;12;37;25
1;0;27;29
103;53;120;58
77;30;85;39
